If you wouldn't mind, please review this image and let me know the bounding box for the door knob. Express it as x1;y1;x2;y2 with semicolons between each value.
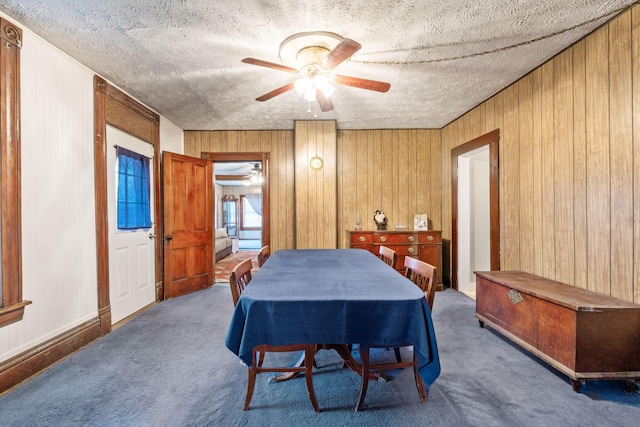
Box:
165;234;173;241
148;233;156;240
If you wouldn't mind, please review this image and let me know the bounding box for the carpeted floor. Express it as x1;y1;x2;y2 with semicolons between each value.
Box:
0;288;638;426
214;250;258;283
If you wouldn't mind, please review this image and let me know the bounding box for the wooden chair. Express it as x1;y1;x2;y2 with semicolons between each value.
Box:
355;258;437;411
257;245;270;267
377;245;401;360
404;256;437;311
229;258;320;412
229;258;253;307
378;245;397;268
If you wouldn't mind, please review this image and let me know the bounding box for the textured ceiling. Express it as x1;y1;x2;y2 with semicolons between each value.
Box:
1;1;636;130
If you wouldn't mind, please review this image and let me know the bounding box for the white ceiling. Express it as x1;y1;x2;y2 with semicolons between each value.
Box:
1;1;636;130
215;162;261;186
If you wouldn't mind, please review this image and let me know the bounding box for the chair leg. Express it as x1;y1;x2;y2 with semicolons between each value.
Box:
303;346;320;413
243;364;258;410
412;354;427;402
356;345;370;411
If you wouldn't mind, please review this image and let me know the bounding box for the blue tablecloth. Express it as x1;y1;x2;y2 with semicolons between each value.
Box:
225;249;441;386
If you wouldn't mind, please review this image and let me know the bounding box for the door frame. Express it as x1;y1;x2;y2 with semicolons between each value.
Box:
451;129;500;291
202;152;270;248
94;76;161;334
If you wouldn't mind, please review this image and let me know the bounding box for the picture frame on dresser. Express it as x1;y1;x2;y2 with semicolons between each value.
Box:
414;214;428;230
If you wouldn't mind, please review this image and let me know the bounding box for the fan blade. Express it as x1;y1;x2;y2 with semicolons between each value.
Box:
316;89;334;112
255;83;295;102
242;58;299;74
322;39;362;71
334;75;391;92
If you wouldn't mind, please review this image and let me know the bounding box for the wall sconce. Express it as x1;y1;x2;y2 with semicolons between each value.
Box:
309;155;324;171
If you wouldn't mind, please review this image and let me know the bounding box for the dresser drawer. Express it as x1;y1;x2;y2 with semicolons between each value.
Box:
418;232;441;243
382;244;419;257
350;232;372;244
373;233;418;244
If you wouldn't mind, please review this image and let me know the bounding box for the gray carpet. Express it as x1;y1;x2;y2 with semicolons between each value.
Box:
0;286;638;426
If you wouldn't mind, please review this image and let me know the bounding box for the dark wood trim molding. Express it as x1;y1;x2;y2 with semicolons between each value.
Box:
0;18;31;328
93;76;163;335
451;129;500;290
203;152;271;247
0;318;100;394
93;77;111;333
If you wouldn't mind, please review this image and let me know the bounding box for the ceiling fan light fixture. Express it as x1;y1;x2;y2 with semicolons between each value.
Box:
244;31;389;112
294;77;311;94
314;74;334;98
303;87;316;101
279;31;343;67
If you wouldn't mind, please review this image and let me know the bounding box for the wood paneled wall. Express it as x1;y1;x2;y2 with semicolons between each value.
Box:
442;6;640;303
337;129;442;249
295;121;337;249
184;127;442;251
184;130;295;251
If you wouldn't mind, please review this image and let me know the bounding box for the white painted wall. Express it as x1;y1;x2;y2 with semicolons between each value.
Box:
470;150;490;273
457;146;490;296
0;15;183;364
160;117;184;155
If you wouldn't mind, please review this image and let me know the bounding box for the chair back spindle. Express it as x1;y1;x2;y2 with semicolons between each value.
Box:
257;245;270;267
378;245;397;268
229;258;253;306
404;257;437;310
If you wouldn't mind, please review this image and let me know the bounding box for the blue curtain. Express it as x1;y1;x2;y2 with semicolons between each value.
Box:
116;146;151;230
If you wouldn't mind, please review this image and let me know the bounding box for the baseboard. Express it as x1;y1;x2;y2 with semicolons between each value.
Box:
0;317;101;395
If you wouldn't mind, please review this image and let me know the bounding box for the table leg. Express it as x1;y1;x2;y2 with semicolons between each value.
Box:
356;346;370;411
328;344;380;381
270;351;306;383
270;344;380;383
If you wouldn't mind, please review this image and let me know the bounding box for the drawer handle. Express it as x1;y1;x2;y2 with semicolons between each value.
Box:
380;236;387;242
408;247;414;254
359;236;365;242
427;235;434;241
408;235;415;242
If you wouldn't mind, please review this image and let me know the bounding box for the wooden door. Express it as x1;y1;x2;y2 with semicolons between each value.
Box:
162;152;213;299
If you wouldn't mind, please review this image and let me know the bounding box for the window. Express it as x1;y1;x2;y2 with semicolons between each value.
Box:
0;18;30;327
240;195;262;229
116;147;151;230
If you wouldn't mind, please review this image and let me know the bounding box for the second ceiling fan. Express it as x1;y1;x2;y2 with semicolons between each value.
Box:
242;31;390;112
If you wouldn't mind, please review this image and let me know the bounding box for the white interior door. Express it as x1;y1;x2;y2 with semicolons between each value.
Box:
107;126;156;324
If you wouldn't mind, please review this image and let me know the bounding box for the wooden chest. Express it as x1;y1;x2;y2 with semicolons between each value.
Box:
474;271;640;391
347;230;443;286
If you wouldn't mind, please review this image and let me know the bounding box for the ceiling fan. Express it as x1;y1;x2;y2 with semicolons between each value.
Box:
243;163;263;183
242;31;391;112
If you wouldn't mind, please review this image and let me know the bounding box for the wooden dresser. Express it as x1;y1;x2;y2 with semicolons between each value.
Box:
347;230;443;286
474;270;640;392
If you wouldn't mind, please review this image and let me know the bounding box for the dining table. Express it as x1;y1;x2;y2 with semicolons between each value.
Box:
225;248;441;408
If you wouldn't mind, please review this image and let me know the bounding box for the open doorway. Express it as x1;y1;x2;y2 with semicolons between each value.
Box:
456;146;490;299
214;162;264;251
451;130;500;293
202;152;270;261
